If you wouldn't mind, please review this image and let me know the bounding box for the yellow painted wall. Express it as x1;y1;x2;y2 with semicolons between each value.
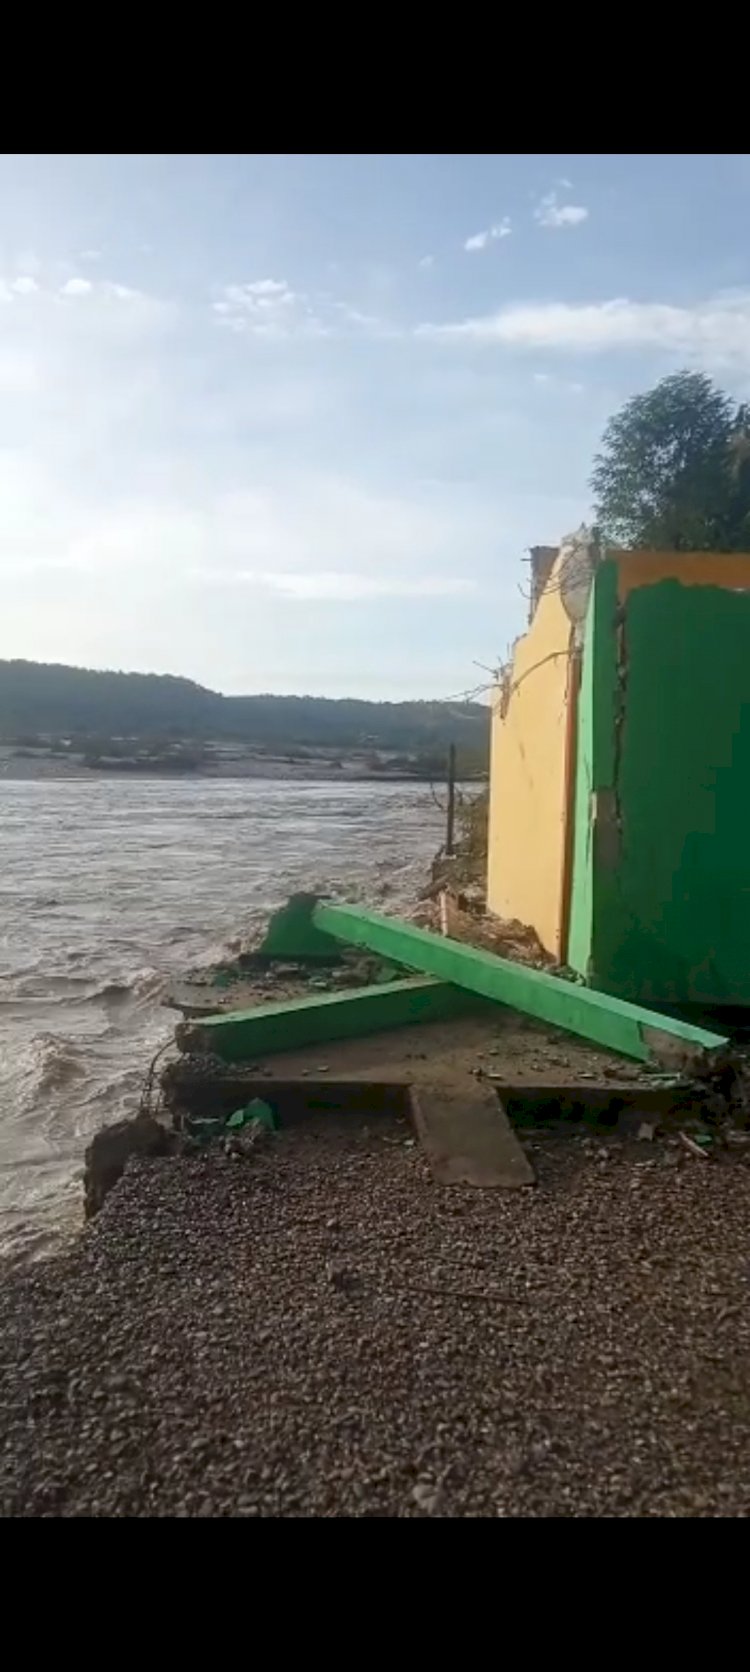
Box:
486;554;576;959
487;547;750;968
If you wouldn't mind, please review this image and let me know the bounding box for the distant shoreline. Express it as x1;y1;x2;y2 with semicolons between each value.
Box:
0;747;483;787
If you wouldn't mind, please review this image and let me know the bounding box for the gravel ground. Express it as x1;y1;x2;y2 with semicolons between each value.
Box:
2;1115;750;1517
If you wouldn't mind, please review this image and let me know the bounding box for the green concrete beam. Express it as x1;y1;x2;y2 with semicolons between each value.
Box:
177;976;487;1063
309;902;729;1071
256;892;342;960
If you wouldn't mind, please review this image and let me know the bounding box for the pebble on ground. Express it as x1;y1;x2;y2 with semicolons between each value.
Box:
2;1115;749;1517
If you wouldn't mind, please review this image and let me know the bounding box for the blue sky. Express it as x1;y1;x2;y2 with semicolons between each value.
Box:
2;153;749;698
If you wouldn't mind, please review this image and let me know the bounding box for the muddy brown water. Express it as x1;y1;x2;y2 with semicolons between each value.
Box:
0;778;444;1257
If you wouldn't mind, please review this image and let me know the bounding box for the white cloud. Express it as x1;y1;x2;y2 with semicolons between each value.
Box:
241;278;291;299
531;370;585;394
0;275;173;362
0;267;172;374
60;277;94;297
334;303;381;330
534;191;589;229
210;570;475;601
0;264;177;547
213;279;397;340
464;218;512;253
329;301;398;339
0;246;503;692
80;249;102;262
417;289;750;368
213;277;307;337
0;387;486;601
196;477;484;580
551;205;588;228
418;254;434;269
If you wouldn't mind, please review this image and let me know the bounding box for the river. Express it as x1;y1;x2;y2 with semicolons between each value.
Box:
0;779;443;1256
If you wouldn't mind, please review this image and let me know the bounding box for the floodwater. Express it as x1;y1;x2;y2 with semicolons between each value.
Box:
0;779;443;1256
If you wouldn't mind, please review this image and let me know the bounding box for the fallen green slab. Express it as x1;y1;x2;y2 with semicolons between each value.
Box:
176;975;488;1062
292;901;729;1071
256;892;344;960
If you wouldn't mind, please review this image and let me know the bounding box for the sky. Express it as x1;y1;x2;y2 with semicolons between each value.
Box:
2;152;750;699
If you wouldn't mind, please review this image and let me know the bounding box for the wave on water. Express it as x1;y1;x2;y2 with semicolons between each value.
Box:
6;967;166;1008
13;1033;87;1103
0;776;445;1257
93;970;166;1006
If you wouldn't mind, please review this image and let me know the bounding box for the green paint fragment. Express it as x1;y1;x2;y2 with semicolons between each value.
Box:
227;1098;278;1132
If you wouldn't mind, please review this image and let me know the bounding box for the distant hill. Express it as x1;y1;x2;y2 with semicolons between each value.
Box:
0;659;489;757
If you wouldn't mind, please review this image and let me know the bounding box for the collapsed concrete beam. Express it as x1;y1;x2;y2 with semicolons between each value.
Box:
254;892;346;961
302;901;729;1071
409;1081;534;1188
177;976;488;1062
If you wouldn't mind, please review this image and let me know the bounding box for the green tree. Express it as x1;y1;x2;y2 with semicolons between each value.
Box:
591;370;750;551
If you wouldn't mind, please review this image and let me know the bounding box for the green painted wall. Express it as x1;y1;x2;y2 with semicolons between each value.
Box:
596;580;750;1004
567;560;619;978
567;593;594;975
567;566;750;1003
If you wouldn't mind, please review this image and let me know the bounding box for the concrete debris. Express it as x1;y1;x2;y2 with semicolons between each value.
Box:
407;892;552;968
166;946;405;1021
83;1113;177;1220
679;1131;711;1161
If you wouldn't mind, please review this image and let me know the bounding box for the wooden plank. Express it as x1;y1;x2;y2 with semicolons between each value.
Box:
310;901;729;1070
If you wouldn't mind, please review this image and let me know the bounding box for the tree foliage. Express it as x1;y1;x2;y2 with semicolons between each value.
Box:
591;371;750;551
0;659;488;754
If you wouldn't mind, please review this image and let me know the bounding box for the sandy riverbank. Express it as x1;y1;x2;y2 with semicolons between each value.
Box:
0;745;475;785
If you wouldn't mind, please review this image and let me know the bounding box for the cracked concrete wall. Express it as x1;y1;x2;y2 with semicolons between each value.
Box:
527;546;557;624
568;550;750;1003
567;560;619;981
487;548;578;960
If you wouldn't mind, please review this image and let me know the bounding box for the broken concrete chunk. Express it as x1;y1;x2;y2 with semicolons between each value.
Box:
84;1113;177;1220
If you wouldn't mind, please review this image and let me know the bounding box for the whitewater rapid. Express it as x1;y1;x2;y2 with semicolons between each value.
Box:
0;778;443;1256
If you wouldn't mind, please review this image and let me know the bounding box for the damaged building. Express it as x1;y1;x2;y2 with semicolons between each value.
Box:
487;533;750;1005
